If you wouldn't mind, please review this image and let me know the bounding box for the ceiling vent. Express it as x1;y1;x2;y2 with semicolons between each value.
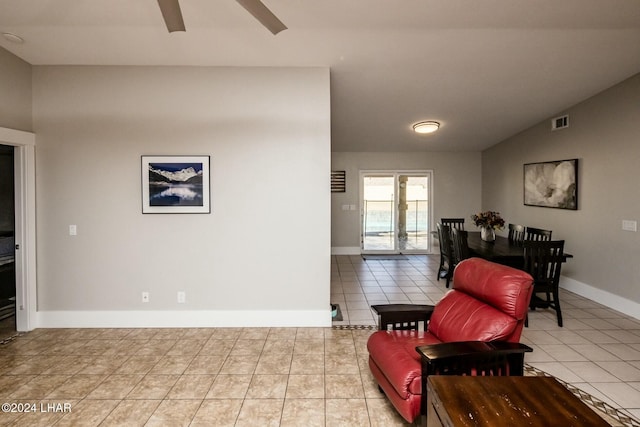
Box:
551;115;569;131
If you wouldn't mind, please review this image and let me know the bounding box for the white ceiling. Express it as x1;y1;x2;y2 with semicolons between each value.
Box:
1;0;639;152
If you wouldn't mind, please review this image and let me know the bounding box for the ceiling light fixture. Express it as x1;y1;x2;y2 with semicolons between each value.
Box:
2;32;24;44
413;121;440;134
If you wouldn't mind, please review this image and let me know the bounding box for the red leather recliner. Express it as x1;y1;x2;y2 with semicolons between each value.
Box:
367;257;534;424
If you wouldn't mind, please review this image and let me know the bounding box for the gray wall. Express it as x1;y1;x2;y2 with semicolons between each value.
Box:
483;73;640;308
0;47;32;132
331;151;482;252
32;65;332;326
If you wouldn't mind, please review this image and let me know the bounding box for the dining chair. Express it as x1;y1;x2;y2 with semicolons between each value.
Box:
523;240;565;327
451;228;470;267
440;218;465;231
508;223;526;244
525;226;552;241
436;223;454;288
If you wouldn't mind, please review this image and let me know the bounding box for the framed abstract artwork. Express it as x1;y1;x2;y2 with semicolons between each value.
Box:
141;155;211;214
523;158;578;210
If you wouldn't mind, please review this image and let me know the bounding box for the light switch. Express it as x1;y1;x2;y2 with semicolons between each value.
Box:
69;225;77;236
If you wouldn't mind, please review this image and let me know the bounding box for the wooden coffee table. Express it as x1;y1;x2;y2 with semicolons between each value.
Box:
426;375;610;427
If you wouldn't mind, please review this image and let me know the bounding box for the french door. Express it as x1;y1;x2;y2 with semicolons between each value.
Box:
360;171;432;254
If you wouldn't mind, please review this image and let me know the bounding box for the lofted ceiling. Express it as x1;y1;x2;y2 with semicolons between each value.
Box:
1;0;639;152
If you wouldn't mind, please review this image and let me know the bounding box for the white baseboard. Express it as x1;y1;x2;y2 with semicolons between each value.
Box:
331;247;361;255
31;278;639;328
560;276;640;320
35;310;332;329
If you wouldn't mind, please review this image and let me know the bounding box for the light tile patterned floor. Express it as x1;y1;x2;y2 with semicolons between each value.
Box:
0;254;637;426
0;326;412;426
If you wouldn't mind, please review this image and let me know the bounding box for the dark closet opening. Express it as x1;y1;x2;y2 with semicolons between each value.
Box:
0;144;16;335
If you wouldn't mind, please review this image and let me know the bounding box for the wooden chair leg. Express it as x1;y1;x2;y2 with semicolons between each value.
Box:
554;290;563;327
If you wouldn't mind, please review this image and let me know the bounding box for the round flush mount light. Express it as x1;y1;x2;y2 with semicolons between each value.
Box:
2;32;24;44
412;121;440;134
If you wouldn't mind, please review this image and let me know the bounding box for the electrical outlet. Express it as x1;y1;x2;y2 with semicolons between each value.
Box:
622;220;637;232
142;292;150;303
177;291;186;304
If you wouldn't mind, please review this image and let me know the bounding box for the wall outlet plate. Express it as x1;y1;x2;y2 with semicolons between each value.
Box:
177;291;186;303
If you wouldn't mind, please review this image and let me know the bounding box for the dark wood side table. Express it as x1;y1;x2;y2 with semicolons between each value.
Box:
426;376;610;427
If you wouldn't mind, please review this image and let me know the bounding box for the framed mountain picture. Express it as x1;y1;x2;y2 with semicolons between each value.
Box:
141;155;211;213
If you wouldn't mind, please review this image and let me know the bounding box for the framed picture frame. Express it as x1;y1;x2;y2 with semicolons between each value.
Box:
141;155;211;214
523;158;578;210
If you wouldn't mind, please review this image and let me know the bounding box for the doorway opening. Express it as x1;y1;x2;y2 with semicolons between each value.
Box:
361;171;432;254
0;127;36;333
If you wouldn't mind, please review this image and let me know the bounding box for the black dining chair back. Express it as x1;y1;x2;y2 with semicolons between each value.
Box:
451;228;470;267
436;223;454;288
508;224;526;244
523;240;565;327
441;218;465;231
525;227;552;242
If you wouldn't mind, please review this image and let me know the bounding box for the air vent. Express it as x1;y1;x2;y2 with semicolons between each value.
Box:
331;171;346;192
551;115;569;131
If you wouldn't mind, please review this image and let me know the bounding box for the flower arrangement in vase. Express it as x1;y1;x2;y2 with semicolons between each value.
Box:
471;211;505;242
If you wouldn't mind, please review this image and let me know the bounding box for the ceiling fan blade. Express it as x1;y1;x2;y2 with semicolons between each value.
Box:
157;0;186;33
236;0;287;35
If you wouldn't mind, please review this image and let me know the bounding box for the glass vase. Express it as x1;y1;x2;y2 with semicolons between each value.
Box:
480;226;496;242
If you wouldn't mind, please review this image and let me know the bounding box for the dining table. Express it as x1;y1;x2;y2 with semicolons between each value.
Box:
466;231;572;269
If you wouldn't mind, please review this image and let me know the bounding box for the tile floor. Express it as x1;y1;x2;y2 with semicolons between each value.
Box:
0;254;637;426
1;325;403;426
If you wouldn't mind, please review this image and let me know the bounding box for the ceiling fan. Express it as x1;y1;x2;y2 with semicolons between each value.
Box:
157;0;287;35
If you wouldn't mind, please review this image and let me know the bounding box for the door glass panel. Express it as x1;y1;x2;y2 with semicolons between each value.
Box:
399;175;429;251
362;176;395;251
